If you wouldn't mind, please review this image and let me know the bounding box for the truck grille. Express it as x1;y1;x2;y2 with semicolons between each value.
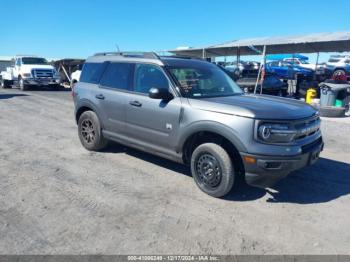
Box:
32;69;54;78
293;115;321;140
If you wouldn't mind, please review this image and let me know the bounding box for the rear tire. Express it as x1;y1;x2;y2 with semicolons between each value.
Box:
1;79;11;89
78;111;108;151
191;143;235;197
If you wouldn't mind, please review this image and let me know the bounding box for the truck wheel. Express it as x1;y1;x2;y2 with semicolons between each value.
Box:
78;111;108;151
333;69;346;78
1;79;11;89
18;77;28;91
191;143;234;197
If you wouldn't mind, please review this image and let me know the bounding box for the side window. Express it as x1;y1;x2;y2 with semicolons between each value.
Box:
16;58;21;66
99;63;134;90
80;63;106;84
134;64;169;94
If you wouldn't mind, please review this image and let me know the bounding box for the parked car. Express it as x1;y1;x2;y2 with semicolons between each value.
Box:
73;52;323;198
0;56;61;90
236;74;288;96
220;65;240;81
226;61;260;77
283;58;325;74
265;61;314;79
325;55;350;77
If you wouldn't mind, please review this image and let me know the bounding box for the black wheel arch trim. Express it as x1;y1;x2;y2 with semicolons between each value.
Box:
75;99;105;128
177;121;247;154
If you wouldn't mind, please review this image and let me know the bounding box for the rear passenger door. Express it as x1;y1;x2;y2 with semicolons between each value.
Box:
124;63;182;152
97;62;134;134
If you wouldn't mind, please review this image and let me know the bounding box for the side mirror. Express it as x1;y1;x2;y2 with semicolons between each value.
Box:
149;87;173;100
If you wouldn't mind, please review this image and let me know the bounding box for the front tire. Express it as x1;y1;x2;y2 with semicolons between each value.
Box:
191;143;235;197
78;111;108;151
18;76;28;91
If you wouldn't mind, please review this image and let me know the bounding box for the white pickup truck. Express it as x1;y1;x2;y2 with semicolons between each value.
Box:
0;56;61;90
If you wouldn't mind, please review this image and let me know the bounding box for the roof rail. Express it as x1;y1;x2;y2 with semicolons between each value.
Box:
160;55;195;60
93;51;160;59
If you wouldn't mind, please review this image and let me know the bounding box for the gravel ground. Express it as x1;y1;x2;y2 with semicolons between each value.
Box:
0;87;349;255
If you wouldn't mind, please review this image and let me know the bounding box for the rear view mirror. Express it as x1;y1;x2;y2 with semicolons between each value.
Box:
149;87;173;100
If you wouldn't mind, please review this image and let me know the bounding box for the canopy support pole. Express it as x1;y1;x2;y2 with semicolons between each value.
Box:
254;45;266;94
60;64;71;83
315;52;320;80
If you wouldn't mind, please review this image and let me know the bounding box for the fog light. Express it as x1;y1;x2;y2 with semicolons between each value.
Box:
244;156;256;164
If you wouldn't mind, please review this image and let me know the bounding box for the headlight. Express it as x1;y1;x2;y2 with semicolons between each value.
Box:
53;70;60;78
257;122;297;144
23;73;31;78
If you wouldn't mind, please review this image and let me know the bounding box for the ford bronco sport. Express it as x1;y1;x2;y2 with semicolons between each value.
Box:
73;52;323;197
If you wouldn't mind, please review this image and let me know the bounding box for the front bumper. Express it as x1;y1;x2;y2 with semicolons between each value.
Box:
240;137;324;188
23;78;60;86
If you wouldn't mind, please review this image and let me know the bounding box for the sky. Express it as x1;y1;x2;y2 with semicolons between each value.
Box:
1;0;350;62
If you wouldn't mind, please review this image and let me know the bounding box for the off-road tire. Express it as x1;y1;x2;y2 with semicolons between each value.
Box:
191;143;235;197
78;111;108;151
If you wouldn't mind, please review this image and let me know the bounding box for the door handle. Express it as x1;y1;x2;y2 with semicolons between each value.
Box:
95;94;105;100
129;100;142;107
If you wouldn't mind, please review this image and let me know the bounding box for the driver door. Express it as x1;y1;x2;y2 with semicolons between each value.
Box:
124;63;182;152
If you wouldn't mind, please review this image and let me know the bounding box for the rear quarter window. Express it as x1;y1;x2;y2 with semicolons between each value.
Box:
80;63;106;84
99;62;134;90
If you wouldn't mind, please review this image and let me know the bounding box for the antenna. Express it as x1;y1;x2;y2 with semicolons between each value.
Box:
115;44;121;53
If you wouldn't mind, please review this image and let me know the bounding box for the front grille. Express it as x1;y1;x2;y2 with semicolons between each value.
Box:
293;115;321;140
32;69;54;78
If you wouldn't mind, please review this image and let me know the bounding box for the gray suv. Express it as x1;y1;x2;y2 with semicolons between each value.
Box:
73;52;324;198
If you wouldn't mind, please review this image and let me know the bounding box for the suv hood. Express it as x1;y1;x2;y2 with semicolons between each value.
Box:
188;94;316;120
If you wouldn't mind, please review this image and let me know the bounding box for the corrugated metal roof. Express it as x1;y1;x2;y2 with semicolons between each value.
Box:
169;31;350;57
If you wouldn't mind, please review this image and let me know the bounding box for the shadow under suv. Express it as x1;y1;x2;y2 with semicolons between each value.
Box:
73;52;324;198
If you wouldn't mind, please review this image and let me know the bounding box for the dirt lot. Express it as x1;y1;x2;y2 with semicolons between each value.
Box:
0;87;350;255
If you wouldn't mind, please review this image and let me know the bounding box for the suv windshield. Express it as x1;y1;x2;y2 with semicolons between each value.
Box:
22;57;48;65
167;63;243;98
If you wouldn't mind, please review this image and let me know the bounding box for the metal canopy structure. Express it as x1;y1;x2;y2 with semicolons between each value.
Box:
53;58;85;83
169;31;350;57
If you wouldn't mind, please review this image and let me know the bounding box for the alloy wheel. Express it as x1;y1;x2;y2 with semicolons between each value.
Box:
81;119;96;144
